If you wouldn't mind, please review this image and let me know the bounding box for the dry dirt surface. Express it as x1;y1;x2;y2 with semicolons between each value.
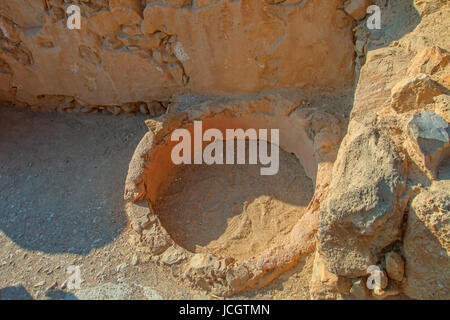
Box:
0;105;313;300
156;141;314;260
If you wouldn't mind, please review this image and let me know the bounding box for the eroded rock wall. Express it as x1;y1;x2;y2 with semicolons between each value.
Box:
0;0;355;112
314;0;450;300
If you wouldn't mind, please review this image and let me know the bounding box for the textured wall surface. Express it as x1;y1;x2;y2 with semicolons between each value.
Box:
0;0;354;110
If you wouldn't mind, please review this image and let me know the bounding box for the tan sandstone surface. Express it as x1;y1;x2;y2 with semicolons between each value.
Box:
0;0;354;110
0;0;449;300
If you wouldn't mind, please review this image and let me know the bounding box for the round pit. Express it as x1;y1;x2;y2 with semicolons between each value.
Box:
155;140;314;260
124;96;342;295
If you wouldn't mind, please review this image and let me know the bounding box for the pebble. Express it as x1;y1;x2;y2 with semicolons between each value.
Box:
139;103;149;114
131;255;139;266
34;280;46;287
116;262;127;273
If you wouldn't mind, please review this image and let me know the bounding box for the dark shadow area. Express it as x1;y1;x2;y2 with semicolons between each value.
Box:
437;156;450;181
352;0;422;91
0;285;33;300
0;105;148;254
45;289;78;300
368;0;421;50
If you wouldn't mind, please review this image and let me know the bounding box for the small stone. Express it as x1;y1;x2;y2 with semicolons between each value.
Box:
127;45;141;52
226;265;250;290
344;0;370;21
139;103;149;114
409;110;449;144
131;254;139;266
160;246;186;265
385;252;405;282
224;257;235;266
116;263;127;273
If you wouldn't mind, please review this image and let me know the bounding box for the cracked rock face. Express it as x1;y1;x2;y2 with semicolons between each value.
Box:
0;0;354;111
403;186;450;299
318;124;407;277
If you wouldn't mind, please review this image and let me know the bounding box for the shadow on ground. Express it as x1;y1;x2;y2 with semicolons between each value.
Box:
0;285;33;300
0;105;148;255
0;285;78;300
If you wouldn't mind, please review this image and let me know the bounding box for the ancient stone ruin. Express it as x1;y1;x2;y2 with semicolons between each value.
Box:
0;0;449;299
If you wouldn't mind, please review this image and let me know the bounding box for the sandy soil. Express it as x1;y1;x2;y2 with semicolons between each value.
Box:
156;140;314;260
0;105;313;300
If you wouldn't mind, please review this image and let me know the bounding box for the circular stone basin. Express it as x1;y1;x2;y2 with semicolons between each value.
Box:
124;96;342;295
155;140;314;260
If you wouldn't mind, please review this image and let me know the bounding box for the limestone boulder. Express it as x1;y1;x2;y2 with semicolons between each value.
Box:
309;251;352;300
391;74;445;113
407;46;450;78
403;187;450;300
318;124;407;277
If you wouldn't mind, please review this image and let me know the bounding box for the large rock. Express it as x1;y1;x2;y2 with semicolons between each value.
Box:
403;186;450;299
0;0;354;109
318;124;407;277
391;73;444;113
407;46;450;78
349;278;369;299
408;110;449;144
